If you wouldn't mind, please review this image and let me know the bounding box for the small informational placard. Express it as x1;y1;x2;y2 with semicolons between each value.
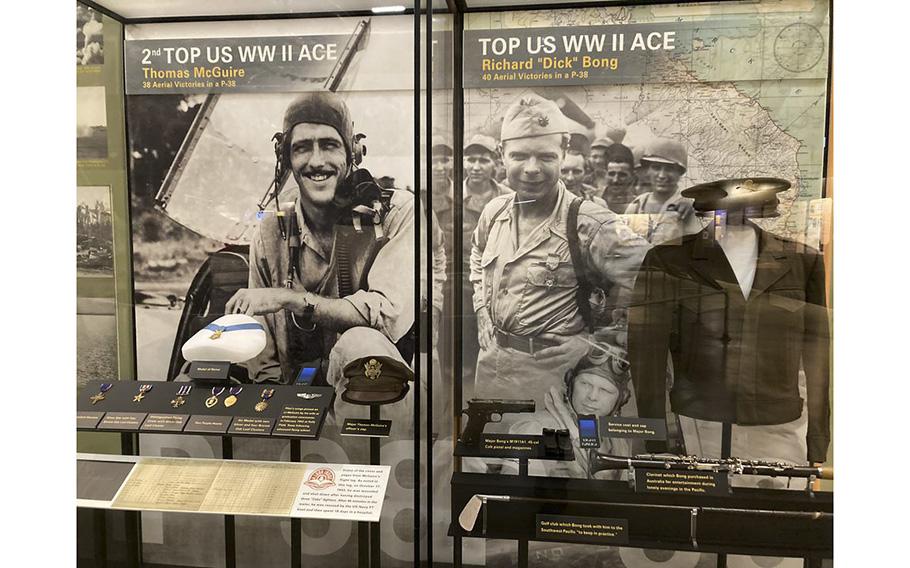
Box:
340;418;392;438
536;514;629;545
478;434;540;456
140;413;190;432
188;361;231;381
291;464;390;523
98;412;147;431
603;417;667;440
77;411;105;429
227;417;275;436
273;406;324;438
184;415;233;434
454;434;572;460
634;468;730;496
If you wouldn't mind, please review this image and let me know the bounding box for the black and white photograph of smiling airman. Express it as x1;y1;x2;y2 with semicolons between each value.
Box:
127;90;416;382
126;90;422;566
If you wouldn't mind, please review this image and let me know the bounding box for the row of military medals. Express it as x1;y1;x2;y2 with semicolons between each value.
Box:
91;383;276;413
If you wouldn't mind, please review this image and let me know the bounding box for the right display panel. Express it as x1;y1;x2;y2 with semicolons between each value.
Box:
446;0;832;566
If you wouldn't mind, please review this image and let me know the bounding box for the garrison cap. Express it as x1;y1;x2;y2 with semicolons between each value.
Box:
283;92;355;158
342;356;414;405
641;138;688;172
500;93;568;143
464;133;498;155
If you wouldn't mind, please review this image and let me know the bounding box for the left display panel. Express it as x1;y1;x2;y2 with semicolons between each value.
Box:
76;3;426;567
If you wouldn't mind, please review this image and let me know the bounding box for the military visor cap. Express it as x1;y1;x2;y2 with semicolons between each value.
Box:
500;93;568;143
342;356;414;405
681;177;790;216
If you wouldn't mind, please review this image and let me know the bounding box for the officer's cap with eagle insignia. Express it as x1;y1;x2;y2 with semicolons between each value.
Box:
500;93;569;143
341;355;414;405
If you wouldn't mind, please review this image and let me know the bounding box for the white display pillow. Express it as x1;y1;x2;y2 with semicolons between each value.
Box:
181;314;267;363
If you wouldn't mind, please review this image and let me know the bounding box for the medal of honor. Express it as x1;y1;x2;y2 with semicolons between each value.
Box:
170;385;192;409
90;383;113;405
206;387;226;408
255;388;275;412
133;384;153;403
224;386;243;408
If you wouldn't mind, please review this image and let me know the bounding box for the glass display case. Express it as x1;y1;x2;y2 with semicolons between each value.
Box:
76;2;437;567
434;1;832;567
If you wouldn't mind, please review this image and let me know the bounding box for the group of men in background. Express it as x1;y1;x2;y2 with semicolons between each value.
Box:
430;113;700;258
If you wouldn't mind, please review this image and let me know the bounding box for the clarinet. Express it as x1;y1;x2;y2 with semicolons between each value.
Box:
589;452;833;480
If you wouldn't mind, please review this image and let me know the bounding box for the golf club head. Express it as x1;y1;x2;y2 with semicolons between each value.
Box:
458;495;484;532
458;495;509;532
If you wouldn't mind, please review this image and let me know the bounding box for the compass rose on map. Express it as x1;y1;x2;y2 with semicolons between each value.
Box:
774;22;825;73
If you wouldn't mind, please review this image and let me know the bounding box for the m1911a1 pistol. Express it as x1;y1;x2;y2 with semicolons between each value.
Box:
460;399;535;447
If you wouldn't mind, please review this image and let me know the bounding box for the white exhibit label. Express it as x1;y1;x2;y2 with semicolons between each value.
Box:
291;464;391;522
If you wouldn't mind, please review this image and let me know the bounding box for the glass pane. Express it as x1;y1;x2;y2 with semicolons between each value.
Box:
450;0;832;565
